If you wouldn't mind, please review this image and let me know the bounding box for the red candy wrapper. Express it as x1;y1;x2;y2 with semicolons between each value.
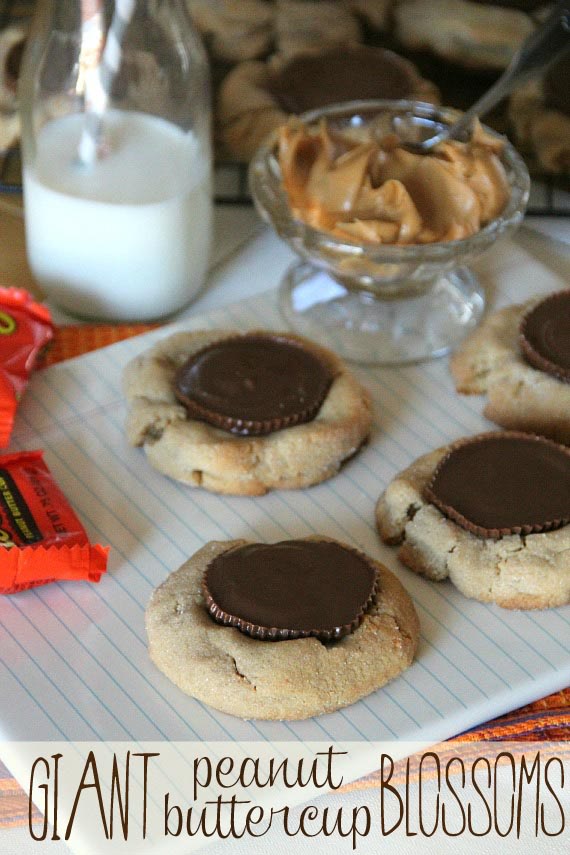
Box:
0;288;54;447
0;450;109;593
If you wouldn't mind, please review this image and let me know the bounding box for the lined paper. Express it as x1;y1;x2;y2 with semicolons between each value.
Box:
1;231;569;755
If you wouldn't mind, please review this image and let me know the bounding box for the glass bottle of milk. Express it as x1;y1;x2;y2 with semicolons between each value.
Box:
19;0;212;321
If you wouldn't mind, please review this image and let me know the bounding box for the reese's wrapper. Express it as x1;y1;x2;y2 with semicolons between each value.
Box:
0;288;54;447
203;539;378;641
0;450;109;593
175;333;334;436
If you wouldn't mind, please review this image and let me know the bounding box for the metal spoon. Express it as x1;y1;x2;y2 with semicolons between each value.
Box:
402;1;570;155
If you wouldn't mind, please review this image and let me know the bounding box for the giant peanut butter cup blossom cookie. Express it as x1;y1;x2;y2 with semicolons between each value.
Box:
123;329;372;495
376;432;570;609
145;537;419;719
450;291;570;445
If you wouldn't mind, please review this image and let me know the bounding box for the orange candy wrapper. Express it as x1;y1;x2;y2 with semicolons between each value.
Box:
0;450;109;593
0;287;54;448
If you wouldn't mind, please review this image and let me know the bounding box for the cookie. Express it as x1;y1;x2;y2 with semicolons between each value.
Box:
274;0;362;59
345;0;394;30
123;329;372;495
217;44;439;161
0;25;26;111
376;434;570;609
394;0;535;70
450;292;570;444
145;536;419;719
187;0;274;63
0;110;19;152
0;25;27;153
508;52;570;174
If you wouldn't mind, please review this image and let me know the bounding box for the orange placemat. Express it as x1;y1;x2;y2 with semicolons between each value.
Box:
39;323;161;367
1;323;568;828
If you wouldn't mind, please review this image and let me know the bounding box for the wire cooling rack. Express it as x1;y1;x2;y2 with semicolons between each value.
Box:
1;0;569;216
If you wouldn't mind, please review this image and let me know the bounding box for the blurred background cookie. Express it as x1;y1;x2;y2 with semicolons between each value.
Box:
275;0;362;58
508;52;570;175
394;0;535;70
218;43;439;160
344;0;395;31
187;0;274;63
0;24;26;153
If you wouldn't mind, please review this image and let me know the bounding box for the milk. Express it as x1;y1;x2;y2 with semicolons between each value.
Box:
24;111;212;321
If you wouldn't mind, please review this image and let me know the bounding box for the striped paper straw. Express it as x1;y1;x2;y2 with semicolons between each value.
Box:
78;0;136;165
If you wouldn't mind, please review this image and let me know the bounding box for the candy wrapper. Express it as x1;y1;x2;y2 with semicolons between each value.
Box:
0;450;109;593
0;287;54;447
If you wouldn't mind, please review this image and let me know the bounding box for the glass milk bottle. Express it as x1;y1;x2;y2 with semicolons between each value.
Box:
19;0;212;321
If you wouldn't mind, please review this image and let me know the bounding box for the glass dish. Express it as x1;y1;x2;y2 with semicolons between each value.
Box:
249;99;530;364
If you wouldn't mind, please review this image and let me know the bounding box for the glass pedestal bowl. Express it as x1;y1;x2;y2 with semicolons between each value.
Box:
249;100;530;364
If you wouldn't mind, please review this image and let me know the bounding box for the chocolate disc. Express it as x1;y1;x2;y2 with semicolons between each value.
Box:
424;433;570;538
268;45;427;115
203;540;378;641
175;334;334;435
520;290;570;383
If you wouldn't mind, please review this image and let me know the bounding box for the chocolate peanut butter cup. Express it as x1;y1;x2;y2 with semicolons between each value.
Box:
175;333;335;436
424;432;570;539
520;290;570;383
203;540;378;641
268;45;436;115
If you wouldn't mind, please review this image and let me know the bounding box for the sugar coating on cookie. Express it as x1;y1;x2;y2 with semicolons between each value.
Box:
145;537;419;720
450;293;570;445
122;329;372;495
376;436;570;610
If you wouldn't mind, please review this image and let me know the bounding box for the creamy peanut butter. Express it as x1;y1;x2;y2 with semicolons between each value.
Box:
278;119;510;245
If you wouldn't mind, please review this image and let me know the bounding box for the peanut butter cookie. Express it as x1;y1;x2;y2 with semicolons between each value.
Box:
146;536;419;719
376;433;570;609
123;329;372;495
450;292;570;445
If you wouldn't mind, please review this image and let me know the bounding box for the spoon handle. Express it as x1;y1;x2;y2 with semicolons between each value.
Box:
438;2;570;145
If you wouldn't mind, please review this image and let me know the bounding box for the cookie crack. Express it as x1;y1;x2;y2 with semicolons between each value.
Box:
144;424;165;443
406;502;421;522
231;656;256;690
